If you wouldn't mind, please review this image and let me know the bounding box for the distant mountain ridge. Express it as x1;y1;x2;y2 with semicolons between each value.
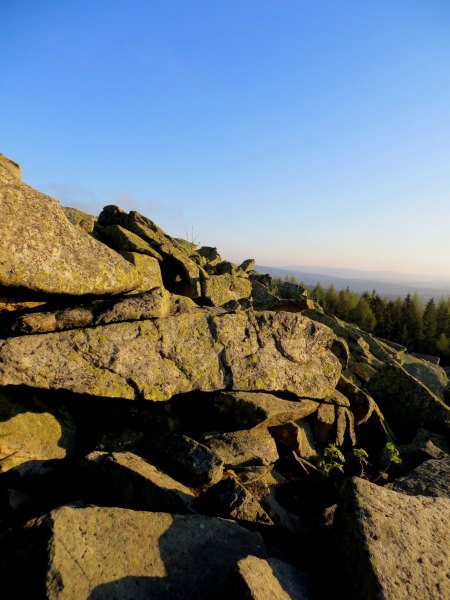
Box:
255;265;450;301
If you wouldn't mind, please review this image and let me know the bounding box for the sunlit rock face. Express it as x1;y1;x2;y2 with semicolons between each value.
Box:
0;155;142;295
1;152;449;600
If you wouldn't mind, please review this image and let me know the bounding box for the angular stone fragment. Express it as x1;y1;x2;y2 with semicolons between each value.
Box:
0;392;76;475
334;477;450;600
313;402;335;443
271;421;317;459
387;456;450;498
337;376;380;425
0;310;341;400
198;246;222;266
63;206;96;234
202;429;278;468
250;279;281;309
229;555;311;600
201;273;252;307
98;205;201;296
351;361;377;384
304;309;398;365
200;475;273;524
96;223;163;259
119;251;163;293
335;406;347;446
147;433;224;487
237;258;256;273
0;159;142;295
84;451;195;512
367;364;450;434
11;288;172;334
399;352;448;397
6;506;267;599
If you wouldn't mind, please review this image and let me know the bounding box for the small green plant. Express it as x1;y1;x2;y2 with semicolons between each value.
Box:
319;443;345;476
352;447;369;476
373;441;402;483
385;441;402;465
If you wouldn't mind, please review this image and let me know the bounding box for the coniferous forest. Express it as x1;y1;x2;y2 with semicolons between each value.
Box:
278;278;450;365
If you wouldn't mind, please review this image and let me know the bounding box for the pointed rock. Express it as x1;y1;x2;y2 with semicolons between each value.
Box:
0;156;142;295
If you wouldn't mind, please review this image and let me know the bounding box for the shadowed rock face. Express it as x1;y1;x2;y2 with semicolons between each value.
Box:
334;477;450;600
0;156;142;295
42;506;267;599
0;309;341;401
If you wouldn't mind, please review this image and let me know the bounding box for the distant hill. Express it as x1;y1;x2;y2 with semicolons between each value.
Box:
255;265;450;301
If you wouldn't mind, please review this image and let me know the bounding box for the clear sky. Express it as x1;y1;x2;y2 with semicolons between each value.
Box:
2;1;450;276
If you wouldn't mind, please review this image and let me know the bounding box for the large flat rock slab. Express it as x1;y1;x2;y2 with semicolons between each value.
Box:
0;156;142;295
0;309;341;400
29;506;267;599
334;477;450;600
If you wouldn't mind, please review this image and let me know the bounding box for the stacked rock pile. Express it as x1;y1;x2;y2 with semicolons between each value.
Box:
0;153;449;599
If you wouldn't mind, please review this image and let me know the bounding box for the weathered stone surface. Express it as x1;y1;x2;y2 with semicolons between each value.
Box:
146;433;224;487
313;402;335;443
330;403;357;447
367;364;450;434
84;451;195;512
304;309;398;366
351;361;377;384
63;206;96;234
334;477;450;600
271;421;317;459
388;456;450;498
119;252;163;293
0;392;76;474
201;273;252;307
96;223;163;259
0;309;341;401
399;353;448;398
250;279;281;309
202;428;278;468
337;376;380;425
250;277;316;312
229;555;311;600
238;258;256;273
197;246;222;268
30;506;267;599
215;260;237;275
0;153;21;184
0;163;142;294
98;206;201;296
200;475;273;524
11;288;173;334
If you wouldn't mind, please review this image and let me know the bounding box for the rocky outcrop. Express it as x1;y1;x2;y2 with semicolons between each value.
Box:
0;156;142;296
1;153;449;599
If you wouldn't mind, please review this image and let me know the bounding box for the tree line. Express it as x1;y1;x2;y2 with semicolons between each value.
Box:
277;277;450;365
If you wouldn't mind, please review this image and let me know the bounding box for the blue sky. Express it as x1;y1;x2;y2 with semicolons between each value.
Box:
2;1;450;275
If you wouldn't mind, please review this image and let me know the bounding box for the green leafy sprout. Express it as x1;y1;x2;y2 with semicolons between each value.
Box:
385;441;402;465
318;443;345;476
